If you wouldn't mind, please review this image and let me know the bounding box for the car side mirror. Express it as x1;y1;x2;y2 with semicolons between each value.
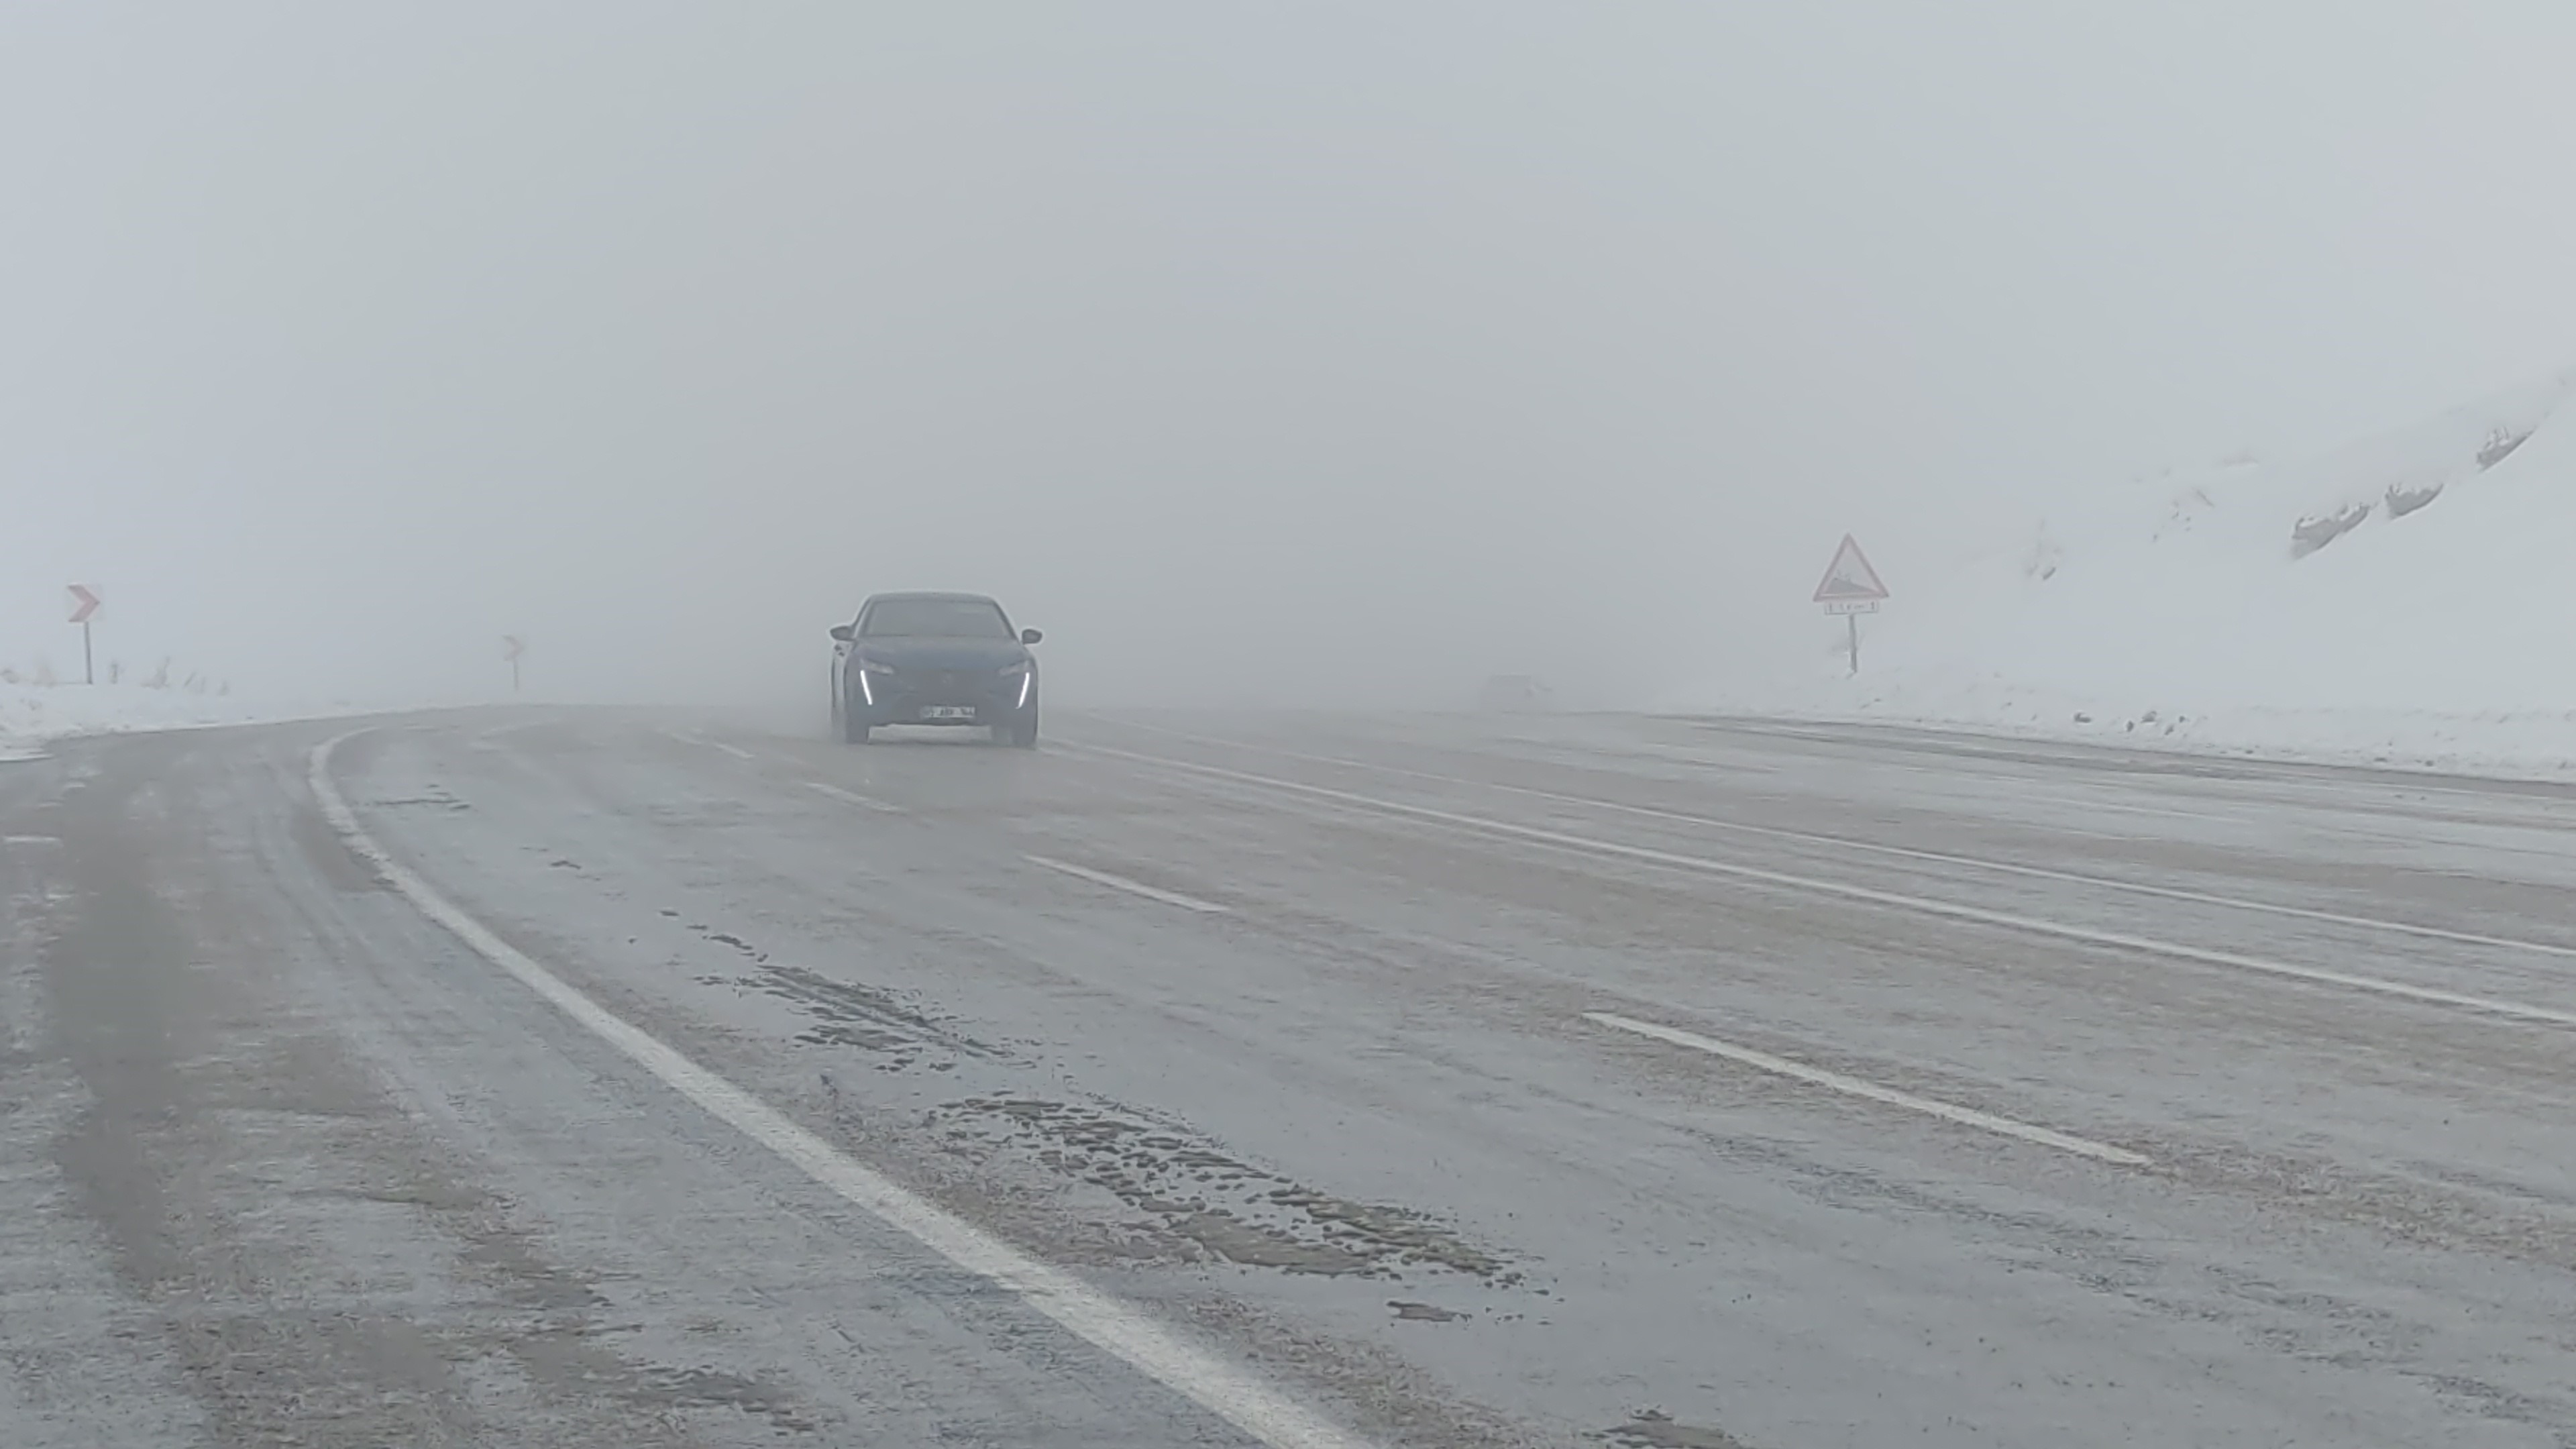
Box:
829;625;855;643
1020;628;1043;645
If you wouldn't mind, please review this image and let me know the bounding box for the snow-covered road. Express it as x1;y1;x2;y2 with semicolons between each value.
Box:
5;708;2572;1446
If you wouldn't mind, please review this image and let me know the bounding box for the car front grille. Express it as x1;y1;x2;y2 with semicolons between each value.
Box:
890;669;983;701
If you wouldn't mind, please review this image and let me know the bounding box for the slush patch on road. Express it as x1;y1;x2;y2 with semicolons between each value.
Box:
367;784;471;812
937;1094;1515;1282
684;916;1006;1069
1602;1409;1754;1448
629;1364;820;1435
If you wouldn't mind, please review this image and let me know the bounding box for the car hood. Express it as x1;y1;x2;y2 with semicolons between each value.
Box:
853;637;1030;671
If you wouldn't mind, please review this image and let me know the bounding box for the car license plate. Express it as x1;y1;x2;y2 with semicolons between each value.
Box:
920;706;975;720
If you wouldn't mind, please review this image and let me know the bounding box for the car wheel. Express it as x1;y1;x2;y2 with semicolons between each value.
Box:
1008;713;1038;749
842;696;871;745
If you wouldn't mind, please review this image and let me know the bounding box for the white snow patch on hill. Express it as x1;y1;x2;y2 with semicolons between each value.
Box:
1689;369;2576;777
0;683;380;761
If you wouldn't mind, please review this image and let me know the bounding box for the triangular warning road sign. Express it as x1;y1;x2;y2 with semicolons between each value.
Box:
1813;534;1890;603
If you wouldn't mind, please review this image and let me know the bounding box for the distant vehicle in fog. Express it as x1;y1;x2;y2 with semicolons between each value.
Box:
829;592;1042;747
1477;674;1556;714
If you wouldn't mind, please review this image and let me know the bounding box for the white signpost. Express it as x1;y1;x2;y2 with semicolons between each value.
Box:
1813;535;1890;676
502;635;526;694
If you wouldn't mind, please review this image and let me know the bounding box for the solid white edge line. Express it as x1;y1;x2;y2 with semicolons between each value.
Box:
308;731;1365;1449
1024;855;1231;914
1065;740;2576;1030
1085;718;2576;965
804;780;907;815
1584;1012;2149;1167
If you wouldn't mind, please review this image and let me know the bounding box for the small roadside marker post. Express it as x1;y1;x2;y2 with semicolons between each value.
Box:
1812;536;1890;676
66;586;101;684
502;635;526;694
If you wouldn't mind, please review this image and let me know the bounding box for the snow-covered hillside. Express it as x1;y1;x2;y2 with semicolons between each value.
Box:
1697;370;2576;777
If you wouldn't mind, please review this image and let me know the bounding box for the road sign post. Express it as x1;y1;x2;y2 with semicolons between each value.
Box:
1811;536;1890;676
502;635;526;694
66;586;101;684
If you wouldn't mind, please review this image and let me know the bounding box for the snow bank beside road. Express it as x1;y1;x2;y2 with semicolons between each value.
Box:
1688;370;2576;779
0;683;379;760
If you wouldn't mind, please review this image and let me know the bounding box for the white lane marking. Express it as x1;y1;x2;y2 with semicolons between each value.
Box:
2050;796;2222;824
308;732;1367;1449
1083;720;2576;963
472;720;551;751
1024;855;1230;914
659;727;757;761
804;781;906;815
1068;741;2576;1030
2;835;62;847
1585;1011;2149;1167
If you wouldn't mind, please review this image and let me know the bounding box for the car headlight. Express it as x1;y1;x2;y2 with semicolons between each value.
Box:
857;657;896;674
998;660;1032;676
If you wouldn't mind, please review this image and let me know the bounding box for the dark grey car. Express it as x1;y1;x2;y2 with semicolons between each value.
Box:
829;592;1042;747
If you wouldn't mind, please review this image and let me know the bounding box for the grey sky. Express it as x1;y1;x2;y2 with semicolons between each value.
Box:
5;3;2571;708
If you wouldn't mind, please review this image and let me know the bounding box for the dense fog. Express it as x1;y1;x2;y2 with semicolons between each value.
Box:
7;4;2574;716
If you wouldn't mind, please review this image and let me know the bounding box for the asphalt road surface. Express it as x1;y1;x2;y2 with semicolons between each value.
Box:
7;707;2575;1448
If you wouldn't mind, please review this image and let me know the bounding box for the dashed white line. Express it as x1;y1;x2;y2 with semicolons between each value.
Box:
309;731;1366;1449
472;720;551;750
1069;740;2576;1030
1;835;62;847
2051;796;2224;824
1585;1011;2149;1166
658;727;756;761
804;781;906;814
1024;855;1230;914
1083;720;2576;963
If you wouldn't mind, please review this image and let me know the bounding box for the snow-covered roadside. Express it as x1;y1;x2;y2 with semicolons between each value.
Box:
1678;682;2576;782
1678;368;2576;783
0;683;384;761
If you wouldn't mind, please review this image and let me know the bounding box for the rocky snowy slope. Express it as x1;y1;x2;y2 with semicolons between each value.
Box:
1699;370;2576;777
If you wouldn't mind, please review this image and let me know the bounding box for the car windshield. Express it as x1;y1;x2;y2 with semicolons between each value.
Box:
861;598;1013;639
